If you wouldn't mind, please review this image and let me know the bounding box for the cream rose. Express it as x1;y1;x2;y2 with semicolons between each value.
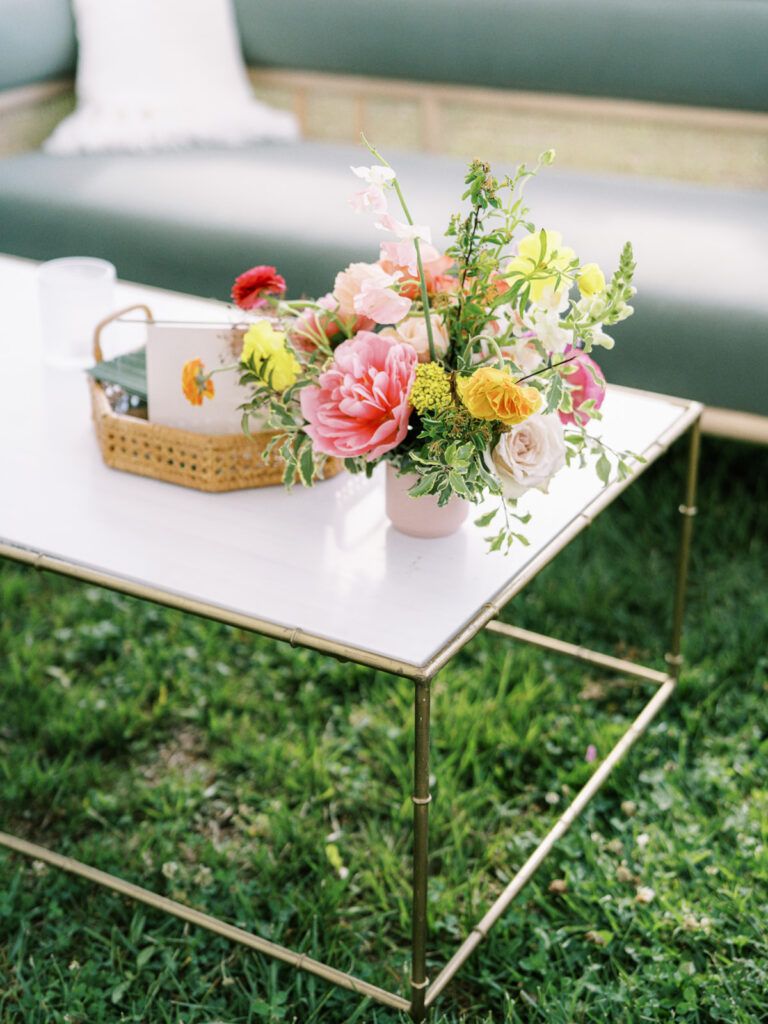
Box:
380;313;449;362
490;413;567;499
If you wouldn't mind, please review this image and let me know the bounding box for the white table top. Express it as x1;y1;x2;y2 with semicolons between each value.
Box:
0;255;700;676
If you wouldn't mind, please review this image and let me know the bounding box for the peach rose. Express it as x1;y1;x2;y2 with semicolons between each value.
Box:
490;413;567;498
458;367;542;425
380;313;450;362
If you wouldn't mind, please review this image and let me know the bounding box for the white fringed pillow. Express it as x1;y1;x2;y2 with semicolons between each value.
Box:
44;0;298;154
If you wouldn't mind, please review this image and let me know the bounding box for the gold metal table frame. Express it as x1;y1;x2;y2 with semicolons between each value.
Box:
0;402;701;1022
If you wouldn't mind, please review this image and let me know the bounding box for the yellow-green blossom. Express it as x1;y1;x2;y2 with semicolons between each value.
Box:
410;362;452;415
505;230;575;302
577;262;606;296
240;321;300;392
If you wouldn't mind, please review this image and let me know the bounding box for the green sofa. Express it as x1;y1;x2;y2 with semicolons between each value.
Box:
1;0;766;433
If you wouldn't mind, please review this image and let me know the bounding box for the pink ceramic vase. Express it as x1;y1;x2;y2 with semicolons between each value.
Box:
385;463;471;538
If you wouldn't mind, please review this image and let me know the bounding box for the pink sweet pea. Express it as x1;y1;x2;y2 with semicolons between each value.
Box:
559;346;607;427
349;165;396;214
299;332;417;461
353;269;413;324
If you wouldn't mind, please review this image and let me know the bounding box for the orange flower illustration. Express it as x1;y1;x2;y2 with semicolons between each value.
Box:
181;358;215;406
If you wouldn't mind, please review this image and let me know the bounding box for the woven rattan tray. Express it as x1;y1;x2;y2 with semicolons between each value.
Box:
89;304;342;492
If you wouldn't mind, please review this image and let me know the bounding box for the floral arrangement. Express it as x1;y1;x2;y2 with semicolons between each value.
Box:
183;143;637;552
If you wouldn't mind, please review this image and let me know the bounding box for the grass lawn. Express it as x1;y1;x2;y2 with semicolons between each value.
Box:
1;433;766;1023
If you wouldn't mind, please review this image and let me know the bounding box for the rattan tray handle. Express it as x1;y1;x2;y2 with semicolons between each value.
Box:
93;304;154;363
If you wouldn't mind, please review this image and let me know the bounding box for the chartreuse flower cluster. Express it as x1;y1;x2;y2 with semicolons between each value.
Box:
181;140;639;551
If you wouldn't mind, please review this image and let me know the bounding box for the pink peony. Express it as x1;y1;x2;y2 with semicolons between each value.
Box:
559;347;606;426
300;332;417;461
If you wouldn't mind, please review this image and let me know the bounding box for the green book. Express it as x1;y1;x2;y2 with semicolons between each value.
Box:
87;348;148;402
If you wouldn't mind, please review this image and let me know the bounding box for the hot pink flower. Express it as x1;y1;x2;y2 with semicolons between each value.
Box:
299;332;417;461
559;347;607;426
231;265;286;310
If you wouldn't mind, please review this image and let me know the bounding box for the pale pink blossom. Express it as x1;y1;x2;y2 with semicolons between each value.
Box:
299;332;417;460
380;313;450;362
490;413;567;499
349;164;396;213
379;240;419;277
353;268;413;324
376;212;432;244
559;347;606;427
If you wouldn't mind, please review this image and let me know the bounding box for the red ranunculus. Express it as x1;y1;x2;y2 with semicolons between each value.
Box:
231;265;286;310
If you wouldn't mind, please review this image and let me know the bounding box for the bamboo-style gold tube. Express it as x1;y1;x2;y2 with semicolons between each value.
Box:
424;677;677;1008
0;832;411;1013
667;417;702;674
409;677;432;1022
484;622;670;685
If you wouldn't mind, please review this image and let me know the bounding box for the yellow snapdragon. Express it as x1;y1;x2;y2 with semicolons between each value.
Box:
577;262;606;296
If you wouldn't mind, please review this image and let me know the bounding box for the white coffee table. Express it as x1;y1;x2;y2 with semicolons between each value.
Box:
0;254;702;1020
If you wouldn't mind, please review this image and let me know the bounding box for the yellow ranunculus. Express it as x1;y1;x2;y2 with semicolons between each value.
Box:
240;321;301;392
505;229;575;302
457;367;542;426
577;262;606;297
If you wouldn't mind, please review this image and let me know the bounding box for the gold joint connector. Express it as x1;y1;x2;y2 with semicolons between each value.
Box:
665;652;684;667
471;924;489;940
678;504;698;517
579;512;594;525
411;794;432;806
33;552;46;571
288;627;301;648
409;977;430;990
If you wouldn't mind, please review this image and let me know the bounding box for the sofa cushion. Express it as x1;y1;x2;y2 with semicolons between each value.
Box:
43;0;298;154
0;141;765;413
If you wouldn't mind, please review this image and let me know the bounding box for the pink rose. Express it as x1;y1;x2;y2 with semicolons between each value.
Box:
559;347;606;426
300;332;417;461
380;313;450;362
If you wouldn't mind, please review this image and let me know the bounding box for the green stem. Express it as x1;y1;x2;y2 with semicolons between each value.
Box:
361;134;437;363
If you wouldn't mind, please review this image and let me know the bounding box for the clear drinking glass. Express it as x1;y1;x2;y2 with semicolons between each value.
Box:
38;257;117;368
